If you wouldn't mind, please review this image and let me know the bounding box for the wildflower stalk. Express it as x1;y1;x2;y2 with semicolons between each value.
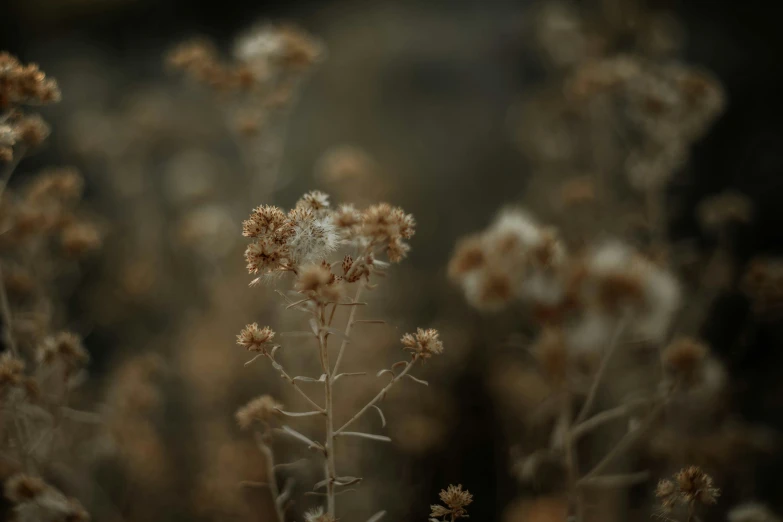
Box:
575;315;628;424
331;285;363;375
562;387;584;522
316;303;339;516
0;263;19;357
0;150;23;357
257;437;286;522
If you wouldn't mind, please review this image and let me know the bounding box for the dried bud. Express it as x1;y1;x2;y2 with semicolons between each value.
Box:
236;323;276;352
401;328;444;359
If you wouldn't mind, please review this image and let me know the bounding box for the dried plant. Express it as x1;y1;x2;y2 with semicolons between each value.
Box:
1;52;103;522
236;190;441;521
429;484;473;522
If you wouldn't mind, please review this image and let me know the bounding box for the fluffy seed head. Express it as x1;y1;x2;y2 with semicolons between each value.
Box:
236;323;275;352
235;395;282;429
4;474;47;503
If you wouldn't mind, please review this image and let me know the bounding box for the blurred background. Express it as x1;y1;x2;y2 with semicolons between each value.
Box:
3;0;783;521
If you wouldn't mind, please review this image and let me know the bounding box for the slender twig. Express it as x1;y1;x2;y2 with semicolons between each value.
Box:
571;398;651;440
562;387;584;522
582;401;665;479
0;264;19;357
575;316;628;424
332;285;363;376
335;358;418;435
265;353;325;414
0;151;23;358
317;304;338;517
256;435;285;522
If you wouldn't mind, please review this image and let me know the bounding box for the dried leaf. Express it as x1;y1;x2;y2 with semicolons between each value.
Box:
337;431;392;442
366;511;386;522
371;405;386;427
404;374;429;386
275;408;323;418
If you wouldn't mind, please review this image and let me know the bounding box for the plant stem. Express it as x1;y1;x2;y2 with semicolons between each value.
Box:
264;353;325;413
0;152;23;358
575;315;627;424
258;437;285;522
332;285;363;376
317;305;338;517
562;388;584;522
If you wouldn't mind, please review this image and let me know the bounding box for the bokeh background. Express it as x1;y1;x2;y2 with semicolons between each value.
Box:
3;0;783;521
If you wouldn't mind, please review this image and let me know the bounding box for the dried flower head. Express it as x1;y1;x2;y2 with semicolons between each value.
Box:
675;466;720;505
0;352;25;388
61;221;102;257
236;323;275;352
401;328;444;359
304;506;337;522
3;474;47;503
296;190;330;212
663;337;708;382
296;262;343;302
242;204;288;238
0;52;61;109
235;395;282;429
287;207;340;264
360;203;416;262
26;167;84;203
430;484;473;521
36;331;89;372
697;190;754;231
657;466;720;512
447;234;485;281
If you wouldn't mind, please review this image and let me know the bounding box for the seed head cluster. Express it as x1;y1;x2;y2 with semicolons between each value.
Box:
236;323;276;352
401;328;444;360
430;484;473;521
242;190;414;285
656;466;720;512
450;210;680;352
0;53;60;162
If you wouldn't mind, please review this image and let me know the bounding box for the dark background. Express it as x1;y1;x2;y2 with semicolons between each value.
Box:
4;0;783;519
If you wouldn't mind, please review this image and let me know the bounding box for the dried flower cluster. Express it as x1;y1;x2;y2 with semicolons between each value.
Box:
450;209;680;351
3;473;88;522
1;52;101;521
242;190;414;284
167;25;323;94
656;466;720;512
430;484;473;521
236;189;438;522
0;53;60;162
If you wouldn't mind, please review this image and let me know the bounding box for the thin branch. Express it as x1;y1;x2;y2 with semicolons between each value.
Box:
575;316;628;424
335;431;391;443
332;285;363;376
265;353;325;413
570;398;651;440
335;358;418;434
582;402;665;479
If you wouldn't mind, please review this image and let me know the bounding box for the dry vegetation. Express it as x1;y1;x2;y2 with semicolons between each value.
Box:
0;1;780;522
